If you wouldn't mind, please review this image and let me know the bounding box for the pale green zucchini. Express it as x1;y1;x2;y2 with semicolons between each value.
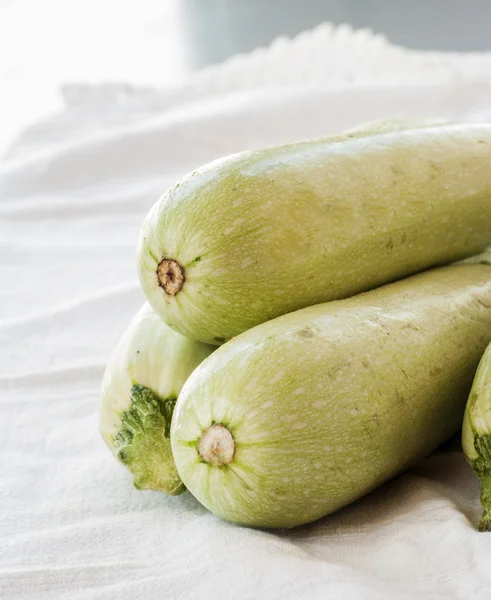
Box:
99;303;214;494
138;121;491;344
171;262;491;528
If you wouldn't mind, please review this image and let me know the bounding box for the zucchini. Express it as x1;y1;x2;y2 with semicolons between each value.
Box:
99;303;214;495
171;262;491;527
138;122;491;344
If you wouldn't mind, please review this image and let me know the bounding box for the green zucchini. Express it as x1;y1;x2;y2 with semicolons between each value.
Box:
99;303;214;494
171;262;491;528
138;121;491;344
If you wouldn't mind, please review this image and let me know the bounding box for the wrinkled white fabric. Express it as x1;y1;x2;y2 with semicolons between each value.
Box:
2;24;491;600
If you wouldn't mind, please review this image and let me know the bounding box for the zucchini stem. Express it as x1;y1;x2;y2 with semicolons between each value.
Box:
479;473;491;531
198;424;235;466
473;434;491;531
157;259;185;296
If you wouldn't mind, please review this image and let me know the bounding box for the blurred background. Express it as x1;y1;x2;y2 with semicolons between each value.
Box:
1;0;491;153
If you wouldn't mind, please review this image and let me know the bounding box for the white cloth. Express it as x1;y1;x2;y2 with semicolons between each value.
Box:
3;23;491;600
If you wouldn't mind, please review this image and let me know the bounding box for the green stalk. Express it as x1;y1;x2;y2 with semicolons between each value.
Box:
113;385;179;493
462;342;491;531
